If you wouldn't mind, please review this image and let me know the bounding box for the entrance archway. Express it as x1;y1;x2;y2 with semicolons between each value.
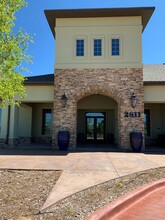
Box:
53;68;144;150
77;94;118;146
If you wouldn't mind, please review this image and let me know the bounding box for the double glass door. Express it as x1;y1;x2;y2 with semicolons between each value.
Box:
86;112;105;143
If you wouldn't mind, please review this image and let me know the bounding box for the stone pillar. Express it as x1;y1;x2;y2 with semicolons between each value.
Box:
52;71;77;149
117;68;144;150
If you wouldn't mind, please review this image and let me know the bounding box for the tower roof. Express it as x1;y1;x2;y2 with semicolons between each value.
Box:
44;7;155;38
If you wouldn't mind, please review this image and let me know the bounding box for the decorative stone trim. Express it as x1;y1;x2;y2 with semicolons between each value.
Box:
0;138;19;148
0;138;30;148
18;137;31;145
0;139;7;148
0;137;51;148
32;137;52;145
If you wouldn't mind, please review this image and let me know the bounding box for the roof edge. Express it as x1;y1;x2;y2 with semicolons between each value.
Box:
24;82;54;85
144;81;165;85
24;73;54;85
44;7;155;38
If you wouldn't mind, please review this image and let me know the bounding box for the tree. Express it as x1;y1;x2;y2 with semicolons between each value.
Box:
0;0;33;107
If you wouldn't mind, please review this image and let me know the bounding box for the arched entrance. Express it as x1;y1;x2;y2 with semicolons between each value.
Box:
53;68;144;151
77;94;118;147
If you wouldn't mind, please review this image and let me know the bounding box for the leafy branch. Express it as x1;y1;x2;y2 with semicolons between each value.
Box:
0;0;33;107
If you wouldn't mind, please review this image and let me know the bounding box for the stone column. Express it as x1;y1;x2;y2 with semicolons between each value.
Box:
52;70;77;149
118;68;144;151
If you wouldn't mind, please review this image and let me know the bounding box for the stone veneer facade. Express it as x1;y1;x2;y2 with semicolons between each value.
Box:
0;137;31;148
53;68;144;150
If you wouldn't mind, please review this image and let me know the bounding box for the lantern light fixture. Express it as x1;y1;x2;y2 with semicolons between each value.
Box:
130;93;137;108
61;93;67;108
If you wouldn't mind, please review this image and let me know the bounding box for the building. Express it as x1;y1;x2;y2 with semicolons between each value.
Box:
0;7;165;151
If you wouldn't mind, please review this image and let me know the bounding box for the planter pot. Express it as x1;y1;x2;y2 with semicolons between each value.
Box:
130;132;143;152
58;131;70;151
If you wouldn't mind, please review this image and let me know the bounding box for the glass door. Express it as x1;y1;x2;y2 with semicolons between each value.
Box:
86;117;95;141
96;117;105;141
86;113;105;143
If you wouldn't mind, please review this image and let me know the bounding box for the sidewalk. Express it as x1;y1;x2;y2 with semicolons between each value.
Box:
0;148;165;212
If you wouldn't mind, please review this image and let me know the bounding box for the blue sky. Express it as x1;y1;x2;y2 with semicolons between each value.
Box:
16;0;165;76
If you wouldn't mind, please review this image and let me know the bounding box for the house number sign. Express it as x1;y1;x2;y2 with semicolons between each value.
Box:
124;112;141;117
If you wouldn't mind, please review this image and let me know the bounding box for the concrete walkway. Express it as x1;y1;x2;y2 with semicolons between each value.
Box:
0;149;165;212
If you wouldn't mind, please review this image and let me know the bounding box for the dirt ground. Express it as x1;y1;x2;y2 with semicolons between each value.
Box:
1;167;165;220
0;170;61;220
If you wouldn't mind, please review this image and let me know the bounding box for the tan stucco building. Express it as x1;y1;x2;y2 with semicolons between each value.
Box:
1;7;165;151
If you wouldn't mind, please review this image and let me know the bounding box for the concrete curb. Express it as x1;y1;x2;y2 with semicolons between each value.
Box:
85;178;165;220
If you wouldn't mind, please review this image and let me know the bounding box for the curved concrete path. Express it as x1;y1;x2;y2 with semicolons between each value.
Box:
0;149;165;212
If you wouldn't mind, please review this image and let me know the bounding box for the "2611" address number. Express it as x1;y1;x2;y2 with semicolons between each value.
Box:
124;112;141;117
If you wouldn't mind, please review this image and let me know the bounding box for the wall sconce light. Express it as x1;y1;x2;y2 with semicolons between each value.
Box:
130;93;137;108
61;93;67;108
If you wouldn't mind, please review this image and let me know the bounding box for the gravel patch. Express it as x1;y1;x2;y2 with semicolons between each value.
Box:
39;167;165;220
0;170;61;220
1;167;165;220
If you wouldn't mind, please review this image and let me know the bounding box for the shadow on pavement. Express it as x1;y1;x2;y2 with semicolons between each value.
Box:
1;144;165;155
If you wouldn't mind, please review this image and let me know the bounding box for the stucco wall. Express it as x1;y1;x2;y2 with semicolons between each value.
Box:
145;103;165;138
9;106;19;139
55;17;142;69
0;103;53;147
17;84;165;104
77;94;117;109
0;107;8;139
18;104;32;137
32;103;53;137
19;85;54;102
0;105;32;145
144;85;165;103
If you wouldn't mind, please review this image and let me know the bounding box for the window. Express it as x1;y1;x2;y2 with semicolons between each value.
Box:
144;109;150;136
42;109;52;135
76;39;84;57
93;39;102;56
74;36;86;58
86;112;105;117
111;38;120;56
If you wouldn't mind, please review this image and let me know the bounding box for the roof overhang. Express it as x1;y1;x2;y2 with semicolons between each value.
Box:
44;7;155;38
144;81;165;85
24;74;54;85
